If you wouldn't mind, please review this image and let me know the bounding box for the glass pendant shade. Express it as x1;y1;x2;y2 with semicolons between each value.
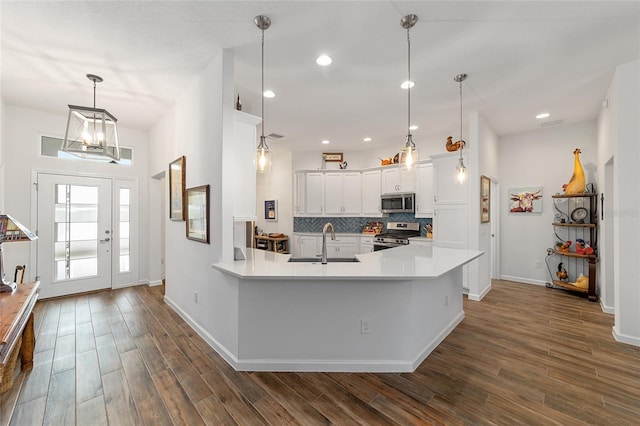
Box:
456;157;466;183
399;135;419;171
255;137;272;173
63;105;120;161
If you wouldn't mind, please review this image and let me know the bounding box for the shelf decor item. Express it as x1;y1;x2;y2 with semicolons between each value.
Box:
481;175;490;223
563;148;586;194
186;185;210;243
323;152;343;162
169;156;186;221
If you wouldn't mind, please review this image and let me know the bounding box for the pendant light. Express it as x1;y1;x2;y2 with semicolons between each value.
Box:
255;15;272;173
399;14;419;171
63;74;120;161
454;73;468;183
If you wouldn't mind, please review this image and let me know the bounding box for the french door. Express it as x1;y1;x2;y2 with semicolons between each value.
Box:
37;174;113;298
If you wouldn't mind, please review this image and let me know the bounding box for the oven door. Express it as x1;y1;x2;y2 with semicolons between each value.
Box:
373;242;402;251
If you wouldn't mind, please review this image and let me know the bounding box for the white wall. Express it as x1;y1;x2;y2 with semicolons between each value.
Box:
2;105;149;285
499;121;597;285
0;96;5;213
597;79;616;312
256;150;293;237
469;112;499;300
609;61;640;346
148;49;241;356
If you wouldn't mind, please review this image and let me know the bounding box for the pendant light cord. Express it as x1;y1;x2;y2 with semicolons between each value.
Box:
459;79;463;159
261;28;265;141
93;79;97;109
407;27;411;140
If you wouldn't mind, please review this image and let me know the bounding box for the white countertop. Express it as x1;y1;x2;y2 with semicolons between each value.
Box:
212;246;483;280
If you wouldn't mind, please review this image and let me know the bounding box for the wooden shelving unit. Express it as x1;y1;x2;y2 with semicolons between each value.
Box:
547;192;598;301
254;235;289;254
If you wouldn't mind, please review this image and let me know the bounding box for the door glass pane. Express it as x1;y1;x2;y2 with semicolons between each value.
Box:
54;184;100;281
119;188;130;273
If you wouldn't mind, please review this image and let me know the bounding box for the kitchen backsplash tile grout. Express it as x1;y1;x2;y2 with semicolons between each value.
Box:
294;215;432;236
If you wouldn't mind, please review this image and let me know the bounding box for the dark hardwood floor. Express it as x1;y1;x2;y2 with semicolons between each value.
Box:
2;280;639;425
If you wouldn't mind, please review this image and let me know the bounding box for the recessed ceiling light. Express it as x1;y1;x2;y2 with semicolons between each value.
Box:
263;90;275;98
401;80;415;89
321;140;330;145
316;55;332;66
536;112;550;119
363;137;372;142
409;125;418;131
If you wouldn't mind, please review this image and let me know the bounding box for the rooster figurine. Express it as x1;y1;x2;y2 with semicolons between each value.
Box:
563;148;586;194
555;240;572;253
445;136;465;152
556;262;568;281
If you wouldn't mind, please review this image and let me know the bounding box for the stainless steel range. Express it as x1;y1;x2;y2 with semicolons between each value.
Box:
373;222;421;251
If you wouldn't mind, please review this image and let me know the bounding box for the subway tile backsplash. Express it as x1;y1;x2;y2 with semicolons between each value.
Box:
294;214;433;236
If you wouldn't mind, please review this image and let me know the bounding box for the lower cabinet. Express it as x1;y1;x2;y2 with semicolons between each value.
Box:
433;205;468;249
326;237;358;258
292;235;320;258
360;236;375;253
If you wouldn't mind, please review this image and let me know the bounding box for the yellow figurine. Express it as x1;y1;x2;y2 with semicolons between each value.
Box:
563;148;586;194
573;274;589;289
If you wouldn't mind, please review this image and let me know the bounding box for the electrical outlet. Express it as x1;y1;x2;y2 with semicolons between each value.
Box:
194;291;198;303
535;261;542;269
360;319;370;334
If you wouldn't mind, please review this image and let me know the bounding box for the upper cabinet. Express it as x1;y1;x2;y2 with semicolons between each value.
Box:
293;172;306;215
415;162;434;217
305;172;325;215
324;172;362;215
381;167;416;194
433;152;468;205
362;170;382;216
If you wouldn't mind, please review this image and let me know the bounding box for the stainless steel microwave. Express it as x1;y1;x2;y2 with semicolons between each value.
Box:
381;193;415;213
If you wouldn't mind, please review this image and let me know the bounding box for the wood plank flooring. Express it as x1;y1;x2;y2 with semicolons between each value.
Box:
2;280;639;425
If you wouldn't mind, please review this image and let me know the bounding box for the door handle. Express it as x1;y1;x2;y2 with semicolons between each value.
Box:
100;237;111;242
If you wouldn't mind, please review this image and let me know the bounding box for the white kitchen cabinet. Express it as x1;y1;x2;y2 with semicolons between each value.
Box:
362;170;382;216
292;234;316;257
433;152;468;205
360;236;375;253
326;236;358;258
433;205;468;249
324;172;362;215
415;162;434;217
381;167;416;194
305;172;324;215
292;172;306;216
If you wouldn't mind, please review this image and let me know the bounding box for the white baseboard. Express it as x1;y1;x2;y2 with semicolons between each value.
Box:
113;281;143;290
612;327;640;347
600;300;614;315
163;295;240;368
148;280;163;287
500;275;547;286
162;295;463;373
468;283;492;301
410;311;464;371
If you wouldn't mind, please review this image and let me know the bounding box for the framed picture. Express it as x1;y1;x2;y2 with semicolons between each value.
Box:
186;185;210;243
508;186;543;213
323;152;343;162
169;156;186;221
265;199;277;221
481;175;490;223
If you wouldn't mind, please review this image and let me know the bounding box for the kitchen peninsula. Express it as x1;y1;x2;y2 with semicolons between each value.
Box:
207;245;482;372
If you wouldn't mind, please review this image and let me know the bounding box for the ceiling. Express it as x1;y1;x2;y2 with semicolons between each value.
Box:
2;1;639;153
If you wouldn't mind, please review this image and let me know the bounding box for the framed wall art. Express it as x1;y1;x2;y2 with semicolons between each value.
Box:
508;186;543;213
169;156;186;221
481;175;490;223
322;152;343;162
186;185;210;243
264;199;277;221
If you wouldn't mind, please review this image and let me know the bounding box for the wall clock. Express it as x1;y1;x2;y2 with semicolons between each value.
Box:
570;207;588;223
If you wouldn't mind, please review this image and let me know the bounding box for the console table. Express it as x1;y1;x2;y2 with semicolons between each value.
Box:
0;281;40;393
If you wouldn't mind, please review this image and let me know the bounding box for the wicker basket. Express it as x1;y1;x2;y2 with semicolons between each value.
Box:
0;336;22;394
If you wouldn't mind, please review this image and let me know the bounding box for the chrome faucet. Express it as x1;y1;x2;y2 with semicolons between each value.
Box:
321;222;335;264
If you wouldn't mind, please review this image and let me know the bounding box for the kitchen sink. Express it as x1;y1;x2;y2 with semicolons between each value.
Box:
288;257;360;263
